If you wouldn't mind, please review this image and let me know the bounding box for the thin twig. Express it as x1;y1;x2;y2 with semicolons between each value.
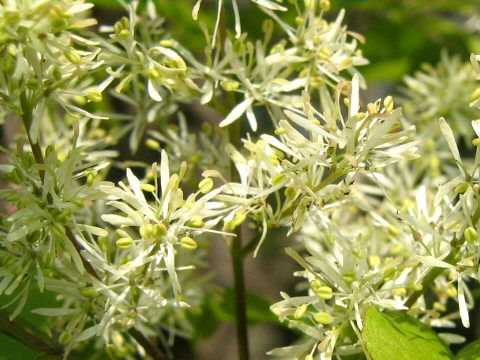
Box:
229;121;250;360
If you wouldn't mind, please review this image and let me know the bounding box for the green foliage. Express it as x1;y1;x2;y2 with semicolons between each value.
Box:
0;334;37;360
2;1;480;359
362;307;454;360
457;340;480;360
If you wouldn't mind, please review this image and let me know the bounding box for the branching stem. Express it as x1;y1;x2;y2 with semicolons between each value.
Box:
19;93;166;360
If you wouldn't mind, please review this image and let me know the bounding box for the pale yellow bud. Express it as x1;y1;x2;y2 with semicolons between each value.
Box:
116;237;133;249
294;304;308;319
313;312;332;324
198;177;214;194
180;236;197;250
140;183;156;193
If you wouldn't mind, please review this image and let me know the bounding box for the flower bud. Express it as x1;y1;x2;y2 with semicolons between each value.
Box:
86;88;102;103
383;96;394;113
180;236;197;250
464;226;478;243
64;48;81;64
313;312;332;325
469;88;480;104
262;19;274;37
342;272;356;284
139;224;156;239
320;0;330;11
316;286;333;300
294;304;308;319
140;183;156;193
274;127;286;136
146;139;160;150
270;43;285;55
198;177;213;194
188;216;204;228
231;212;246;229
220;80;240;92
454;182;469;194
86;173;94;187
446;284;457;298
80;286;98;298
310;279;333;299
472;138;480;147
118;29;130;39
295;17;305;26
159;39;173;47
116;237;133;249
392;288;407;297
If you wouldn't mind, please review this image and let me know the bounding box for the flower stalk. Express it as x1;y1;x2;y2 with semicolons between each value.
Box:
229;119;250;360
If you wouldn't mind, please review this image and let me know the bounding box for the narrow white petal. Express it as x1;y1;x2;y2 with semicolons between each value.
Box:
148;79;163;102
439;118;461;165
219;97;253;127
458;279;470;328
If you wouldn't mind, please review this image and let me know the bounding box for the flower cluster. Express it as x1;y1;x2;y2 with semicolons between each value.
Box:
1;0;480;359
0;0;103;134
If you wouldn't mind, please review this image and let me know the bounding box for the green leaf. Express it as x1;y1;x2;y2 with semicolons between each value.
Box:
0;282;59;338
362;306;454;360
457;340;480;360
0;334;37;360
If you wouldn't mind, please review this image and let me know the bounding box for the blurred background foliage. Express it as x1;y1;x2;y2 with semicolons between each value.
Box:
91;0;478;85
3;1;480;359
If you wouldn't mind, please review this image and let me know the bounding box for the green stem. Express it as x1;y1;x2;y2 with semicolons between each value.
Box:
312;167;349;193
231;224;249;360
229;120;250;360
217;4;250;359
20;94;165;360
20;92;98;278
404;250;457;308
20;93;45;182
